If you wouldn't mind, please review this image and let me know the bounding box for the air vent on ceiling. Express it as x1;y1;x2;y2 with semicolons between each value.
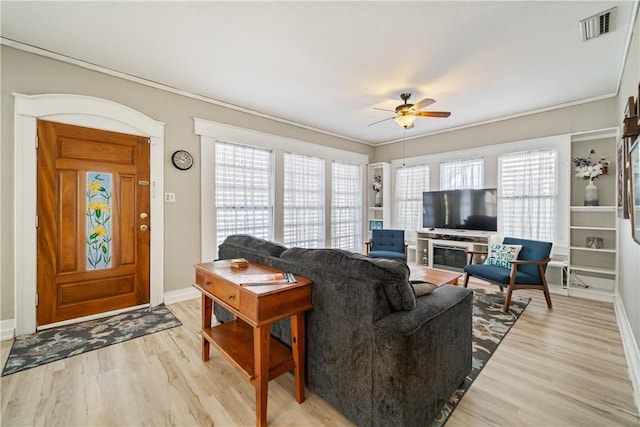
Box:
579;7;616;42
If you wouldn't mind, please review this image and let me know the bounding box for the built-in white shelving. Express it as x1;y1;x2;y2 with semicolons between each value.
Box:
567;132;618;302
366;162;391;240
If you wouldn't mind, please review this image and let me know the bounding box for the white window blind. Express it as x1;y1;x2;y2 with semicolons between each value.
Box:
283;153;325;248
331;161;362;252
215;141;273;246
499;149;557;242
440;158;484;190
395;165;430;237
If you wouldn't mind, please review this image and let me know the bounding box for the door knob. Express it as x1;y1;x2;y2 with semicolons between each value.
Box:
140;224;148;231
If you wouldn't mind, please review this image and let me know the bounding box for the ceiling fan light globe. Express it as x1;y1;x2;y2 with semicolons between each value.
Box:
395;114;417;129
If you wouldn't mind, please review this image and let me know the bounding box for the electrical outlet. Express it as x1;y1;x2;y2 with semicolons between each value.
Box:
164;192;176;203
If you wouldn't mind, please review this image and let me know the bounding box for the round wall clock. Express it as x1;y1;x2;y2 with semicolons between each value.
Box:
171;150;193;170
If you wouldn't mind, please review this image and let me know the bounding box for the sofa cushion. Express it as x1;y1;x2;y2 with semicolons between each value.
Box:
219;234;287;257
281;247;416;311
410;280;438;297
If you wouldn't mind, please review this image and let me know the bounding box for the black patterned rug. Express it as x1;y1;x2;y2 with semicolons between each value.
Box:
430;288;531;426
2;304;181;376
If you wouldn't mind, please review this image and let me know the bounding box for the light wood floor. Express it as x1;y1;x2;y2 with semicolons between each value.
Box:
1;281;638;426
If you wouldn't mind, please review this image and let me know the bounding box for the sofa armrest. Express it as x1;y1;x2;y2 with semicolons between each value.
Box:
373;285;471;335
372;285;473;426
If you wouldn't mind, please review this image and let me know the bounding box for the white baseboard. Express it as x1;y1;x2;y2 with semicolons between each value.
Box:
164;287;199;305
614;294;640;412
0;318;15;341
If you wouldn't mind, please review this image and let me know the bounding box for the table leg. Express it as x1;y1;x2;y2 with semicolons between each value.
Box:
201;294;212;362
254;325;270;427
290;313;306;403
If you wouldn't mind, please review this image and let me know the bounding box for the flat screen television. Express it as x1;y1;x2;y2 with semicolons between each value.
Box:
422;188;498;231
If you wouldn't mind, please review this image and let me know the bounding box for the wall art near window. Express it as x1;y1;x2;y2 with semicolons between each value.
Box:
86;172;113;269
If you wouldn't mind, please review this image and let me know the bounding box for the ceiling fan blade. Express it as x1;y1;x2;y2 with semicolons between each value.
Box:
413;97;436;110
416;111;451;118
373;107;396;113
368;116;395;126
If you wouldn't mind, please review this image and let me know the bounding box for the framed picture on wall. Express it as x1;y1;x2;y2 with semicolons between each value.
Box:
617;138;627;217
630;138;640;244
624;98;639;139
618;138;632;218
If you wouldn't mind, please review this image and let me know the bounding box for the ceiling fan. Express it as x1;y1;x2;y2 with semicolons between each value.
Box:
369;92;451;129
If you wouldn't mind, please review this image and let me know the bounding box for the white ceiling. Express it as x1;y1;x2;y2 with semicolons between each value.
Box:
1;1;637;145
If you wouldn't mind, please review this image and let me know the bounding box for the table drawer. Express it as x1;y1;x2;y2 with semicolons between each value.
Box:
204;275;240;310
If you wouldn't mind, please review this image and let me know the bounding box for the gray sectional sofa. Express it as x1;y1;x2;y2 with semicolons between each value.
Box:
215;234;473;427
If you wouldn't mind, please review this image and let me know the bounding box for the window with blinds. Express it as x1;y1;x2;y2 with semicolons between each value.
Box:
215;141;274;246
283;153;325;248
331;161;362;252
395;164;430;234
499;149;557;242
440;157;484;190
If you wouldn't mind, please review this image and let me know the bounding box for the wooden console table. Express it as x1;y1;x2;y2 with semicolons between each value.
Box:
193;260;313;427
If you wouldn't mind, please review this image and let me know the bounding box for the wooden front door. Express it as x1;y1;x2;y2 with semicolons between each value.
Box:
36;120;150;326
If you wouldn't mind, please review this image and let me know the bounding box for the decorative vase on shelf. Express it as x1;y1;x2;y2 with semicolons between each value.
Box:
375;192;382;207
584;179;599;206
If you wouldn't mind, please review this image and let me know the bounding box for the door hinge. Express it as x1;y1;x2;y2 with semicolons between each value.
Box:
35;215;39;228
35;293;39;307
35;136;39;149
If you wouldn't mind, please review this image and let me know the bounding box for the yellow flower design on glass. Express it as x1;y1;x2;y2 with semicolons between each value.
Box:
88;201;109;213
88;181;103;194
91;225;108;237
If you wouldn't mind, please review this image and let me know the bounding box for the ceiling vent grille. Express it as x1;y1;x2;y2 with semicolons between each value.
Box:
579;7;616;41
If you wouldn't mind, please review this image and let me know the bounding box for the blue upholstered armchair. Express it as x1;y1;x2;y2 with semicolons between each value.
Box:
463;237;553;312
365;229;407;261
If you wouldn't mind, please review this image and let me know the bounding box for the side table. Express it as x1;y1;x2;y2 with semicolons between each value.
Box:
194;260;313;427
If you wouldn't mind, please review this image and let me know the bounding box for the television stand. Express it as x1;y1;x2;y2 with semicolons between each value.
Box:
415;229;497;272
